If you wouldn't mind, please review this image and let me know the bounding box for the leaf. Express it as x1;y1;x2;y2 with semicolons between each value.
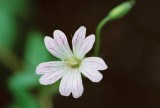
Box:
8;91;40;108
0;0;31;20
24;30;58;68
8;68;40;91
0;10;18;48
0;0;32;48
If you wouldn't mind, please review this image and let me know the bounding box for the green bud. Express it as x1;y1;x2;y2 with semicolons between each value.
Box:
108;0;135;20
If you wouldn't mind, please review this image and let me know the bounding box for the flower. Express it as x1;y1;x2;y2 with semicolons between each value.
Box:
36;26;108;98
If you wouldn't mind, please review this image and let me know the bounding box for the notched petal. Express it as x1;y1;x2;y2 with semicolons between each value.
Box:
39;72;63;85
36;61;67;85
82;57;108;70
53;30;73;59
44;36;67;59
59;71;73;96
72;26;86;56
72;70;84;98
59;69;84;98
80;64;103;83
78;34;95;58
36;61;66;75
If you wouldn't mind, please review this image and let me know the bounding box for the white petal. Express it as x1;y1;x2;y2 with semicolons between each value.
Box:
59;69;84;98
44;36;67;59
77;34;95;59
36;61;68;85
39;71;64;85
59;70;73;96
80;63;103;82
82;57;108;70
72;26;86;57
44;30;73;60
53;30;73;59
36;61;66;75
72;69;83;98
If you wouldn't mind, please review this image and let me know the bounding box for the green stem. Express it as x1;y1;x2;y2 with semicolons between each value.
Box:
94;16;111;56
0;42;26;71
39;94;53;108
94;0;135;56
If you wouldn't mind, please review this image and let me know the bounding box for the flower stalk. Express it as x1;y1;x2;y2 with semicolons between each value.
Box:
94;16;111;56
94;0;135;56
0;42;26;71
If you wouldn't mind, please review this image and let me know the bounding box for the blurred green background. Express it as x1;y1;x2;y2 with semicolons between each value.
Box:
0;0;160;108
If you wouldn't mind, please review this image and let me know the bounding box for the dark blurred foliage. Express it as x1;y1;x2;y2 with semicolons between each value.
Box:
1;0;160;108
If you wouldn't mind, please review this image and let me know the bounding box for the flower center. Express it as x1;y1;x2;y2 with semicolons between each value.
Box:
63;58;81;69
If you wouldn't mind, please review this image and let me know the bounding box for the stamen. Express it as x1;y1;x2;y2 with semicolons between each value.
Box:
64;58;81;69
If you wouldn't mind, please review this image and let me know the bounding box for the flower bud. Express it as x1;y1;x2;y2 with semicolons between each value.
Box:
108;0;135;20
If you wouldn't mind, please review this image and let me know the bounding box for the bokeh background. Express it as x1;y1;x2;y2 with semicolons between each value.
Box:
1;0;160;108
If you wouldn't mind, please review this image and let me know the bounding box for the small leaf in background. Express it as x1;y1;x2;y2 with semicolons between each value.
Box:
0;10;18;48
8;68;40;91
8;30;52;92
24;30;58;68
8;30;59;92
8;91;40;108
8;30;60;108
0;0;31;20
0;0;32;48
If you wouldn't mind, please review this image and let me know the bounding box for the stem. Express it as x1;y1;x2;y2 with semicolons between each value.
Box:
38;81;60;108
94;0;135;56
0;42;26;71
94;16;111;56
39;94;53;108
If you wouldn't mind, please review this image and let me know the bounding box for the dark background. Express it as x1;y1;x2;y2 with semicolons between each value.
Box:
1;0;160;108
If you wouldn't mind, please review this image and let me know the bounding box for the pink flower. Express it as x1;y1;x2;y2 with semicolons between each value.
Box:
36;26;107;98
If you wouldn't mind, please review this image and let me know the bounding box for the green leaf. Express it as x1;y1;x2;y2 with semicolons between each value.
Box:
0;0;32;48
0;10;18;48
0;0;31;20
8;68;40;91
8;91;40;108
24;30;58;68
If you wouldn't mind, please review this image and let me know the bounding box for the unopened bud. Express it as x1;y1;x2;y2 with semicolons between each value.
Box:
108;0;135;20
